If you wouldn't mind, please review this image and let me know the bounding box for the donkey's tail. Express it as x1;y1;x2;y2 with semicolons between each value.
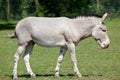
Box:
10;32;17;39
2;32;17;39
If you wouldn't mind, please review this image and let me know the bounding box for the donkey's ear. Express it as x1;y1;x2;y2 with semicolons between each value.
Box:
102;13;108;21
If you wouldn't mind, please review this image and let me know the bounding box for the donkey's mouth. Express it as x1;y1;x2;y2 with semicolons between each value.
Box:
101;43;110;49
96;39;109;49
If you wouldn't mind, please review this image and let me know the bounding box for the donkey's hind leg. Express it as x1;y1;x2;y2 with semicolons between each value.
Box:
13;44;26;79
23;41;36;77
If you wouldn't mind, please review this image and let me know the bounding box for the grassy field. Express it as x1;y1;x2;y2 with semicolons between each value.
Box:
0;19;120;80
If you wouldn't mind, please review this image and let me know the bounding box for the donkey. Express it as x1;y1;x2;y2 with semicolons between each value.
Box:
11;13;110;79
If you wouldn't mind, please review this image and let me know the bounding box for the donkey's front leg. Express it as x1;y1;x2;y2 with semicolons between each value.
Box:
67;43;82;78
55;47;67;77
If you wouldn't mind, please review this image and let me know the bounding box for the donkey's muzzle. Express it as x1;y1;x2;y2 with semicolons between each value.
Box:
101;43;110;49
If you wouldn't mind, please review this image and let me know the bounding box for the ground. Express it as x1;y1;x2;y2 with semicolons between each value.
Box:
0;19;120;80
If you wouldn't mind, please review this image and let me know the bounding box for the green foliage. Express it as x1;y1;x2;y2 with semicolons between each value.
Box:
10;0;22;20
0;0;7;20
0;0;120;21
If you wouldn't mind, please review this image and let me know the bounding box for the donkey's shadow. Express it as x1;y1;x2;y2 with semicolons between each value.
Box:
19;73;74;78
10;73;75;79
10;73;102;79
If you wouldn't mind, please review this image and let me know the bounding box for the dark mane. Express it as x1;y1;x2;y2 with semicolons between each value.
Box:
70;13;102;19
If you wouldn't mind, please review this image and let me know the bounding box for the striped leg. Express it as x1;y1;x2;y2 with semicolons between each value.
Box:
55;47;67;77
13;45;26;79
23;42;36;77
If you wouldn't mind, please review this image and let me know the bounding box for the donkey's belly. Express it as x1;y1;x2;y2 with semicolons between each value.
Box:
32;35;66;47
33;39;66;47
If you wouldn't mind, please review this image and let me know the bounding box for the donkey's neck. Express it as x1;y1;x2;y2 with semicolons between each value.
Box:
70;18;95;44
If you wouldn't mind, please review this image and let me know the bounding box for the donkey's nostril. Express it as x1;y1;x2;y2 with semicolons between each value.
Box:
106;44;109;48
101;43;109;49
104;43;109;49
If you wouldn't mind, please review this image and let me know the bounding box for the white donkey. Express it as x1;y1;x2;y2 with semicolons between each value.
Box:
11;13;110;79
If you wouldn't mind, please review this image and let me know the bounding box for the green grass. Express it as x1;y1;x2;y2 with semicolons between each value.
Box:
0;19;120;80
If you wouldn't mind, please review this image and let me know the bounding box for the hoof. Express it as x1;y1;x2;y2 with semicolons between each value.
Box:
77;74;82;78
31;74;36;78
13;76;18;79
55;74;60;77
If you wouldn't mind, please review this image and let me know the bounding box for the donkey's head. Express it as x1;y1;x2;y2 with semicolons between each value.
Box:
92;13;110;49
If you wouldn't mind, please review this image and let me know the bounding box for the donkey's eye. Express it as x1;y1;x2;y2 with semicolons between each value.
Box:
102;29;106;32
100;27;106;32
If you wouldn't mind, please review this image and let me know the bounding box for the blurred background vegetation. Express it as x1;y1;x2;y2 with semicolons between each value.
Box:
0;0;120;22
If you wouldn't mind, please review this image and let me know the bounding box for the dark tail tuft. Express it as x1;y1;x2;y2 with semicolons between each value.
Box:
10;34;16;39
10;32;16;39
